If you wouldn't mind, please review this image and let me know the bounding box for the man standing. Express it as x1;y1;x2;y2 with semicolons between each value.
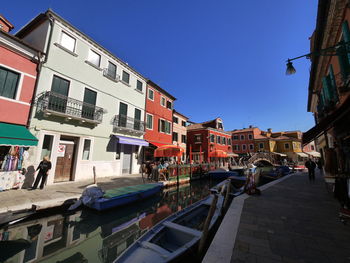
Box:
305;158;316;182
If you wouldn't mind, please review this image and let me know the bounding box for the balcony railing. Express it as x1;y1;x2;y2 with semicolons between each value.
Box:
112;114;145;135
37;91;104;124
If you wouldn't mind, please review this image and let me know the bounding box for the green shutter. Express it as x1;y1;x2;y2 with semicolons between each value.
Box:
328;65;339;103
322;76;331;103
0;67;19;99
83;88;97;105
119;102;128;116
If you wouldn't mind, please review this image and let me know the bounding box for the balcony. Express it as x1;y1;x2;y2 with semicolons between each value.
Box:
37;91;104;124
112;114;145;136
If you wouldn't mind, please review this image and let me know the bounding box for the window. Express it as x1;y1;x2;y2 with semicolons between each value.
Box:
107;61;117;79
82;88;97;120
161;97;166;107
228;138;231;145
122;71;130;84
0;66;20;99
40;135;54;160
210;134;215;143
240;135;245;140
248;134;253;140
259;143;264;149
181;135;186;143
88;50;101;67
148;88;154;100
166;101;172;109
159;119;171;134
217;136;221;144
181;121;186;127
249;144;254;150
118;102;128;127
194;135;201;143
173;117;178;123
173;132;178;142
311;145;315;151
242;144;247;150
222;137;226;145
60;32;76;52
218;122;223;129
134;108;141;130
146;114;153;130
82;139;91;160
49;75;70;113
136;80;143;92
338;21;350;80
233;135;239;140
284;143;290;150
234;144;240;151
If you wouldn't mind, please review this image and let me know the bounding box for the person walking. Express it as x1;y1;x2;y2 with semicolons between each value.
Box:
305;158;316;182
32;156;51;190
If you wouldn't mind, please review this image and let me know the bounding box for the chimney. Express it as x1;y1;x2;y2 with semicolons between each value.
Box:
0;15;14;33
249;125;253;128
267;128;272;133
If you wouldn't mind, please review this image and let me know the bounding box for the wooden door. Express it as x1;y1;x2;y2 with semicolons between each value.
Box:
54;143;75;182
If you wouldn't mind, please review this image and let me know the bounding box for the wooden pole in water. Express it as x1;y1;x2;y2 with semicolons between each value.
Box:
93;166;97;184
223;179;231;212
177;163;179;187
198;194;218;255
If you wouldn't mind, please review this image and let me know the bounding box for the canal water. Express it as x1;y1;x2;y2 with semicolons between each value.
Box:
0;178;221;263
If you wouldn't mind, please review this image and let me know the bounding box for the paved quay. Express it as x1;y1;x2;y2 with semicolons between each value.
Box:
0;174;145;213
204;171;350;263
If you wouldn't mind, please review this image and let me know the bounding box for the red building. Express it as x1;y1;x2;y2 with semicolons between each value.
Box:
187;118;233;163
143;80;176;160
230;126;262;154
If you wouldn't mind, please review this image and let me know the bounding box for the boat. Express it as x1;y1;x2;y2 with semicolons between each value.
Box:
81;183;163;211
114;194;224;263
208;168;239;180
0;205;36;227
210;178;245;197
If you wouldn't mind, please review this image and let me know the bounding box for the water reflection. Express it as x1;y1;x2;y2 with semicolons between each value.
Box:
0;179;217;263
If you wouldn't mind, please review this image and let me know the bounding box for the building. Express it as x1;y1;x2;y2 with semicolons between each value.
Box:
143;80;176;160
0;15;40;189
303;0;350;177
187;118;233;163
15;10;148;184
231;126;262;155
172;110;189;162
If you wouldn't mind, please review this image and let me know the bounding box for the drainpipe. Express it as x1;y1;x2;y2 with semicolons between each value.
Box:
26;12;55;129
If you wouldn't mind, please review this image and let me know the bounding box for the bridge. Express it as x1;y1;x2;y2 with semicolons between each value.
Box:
234;152;281;167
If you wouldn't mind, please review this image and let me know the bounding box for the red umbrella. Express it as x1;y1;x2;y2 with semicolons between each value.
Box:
209;150;228;158
154;145;184;157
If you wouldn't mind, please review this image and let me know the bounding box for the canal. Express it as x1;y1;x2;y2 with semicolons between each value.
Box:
0;178;221;263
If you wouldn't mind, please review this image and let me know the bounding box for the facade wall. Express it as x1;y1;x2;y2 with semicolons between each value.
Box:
144;83;173;145
172;112;188;161
0;44;37;125
21;15;146;183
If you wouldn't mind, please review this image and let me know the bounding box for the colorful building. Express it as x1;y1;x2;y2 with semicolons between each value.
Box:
187;118;233;163
303;0;350;177
0;15;40;190
231;126;261;154
172;110;189;162
143;80;175;161
15;10;148;184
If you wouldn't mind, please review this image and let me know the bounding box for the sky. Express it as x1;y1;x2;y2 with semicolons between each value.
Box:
4;0;318;132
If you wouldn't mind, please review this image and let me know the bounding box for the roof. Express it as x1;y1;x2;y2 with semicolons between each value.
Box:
146;79;176;101
273;136;294;141
173;109;189;120
230;127;256;133
254;134;268;140
0;14;14;30
0;29;43;55
16;9;147;81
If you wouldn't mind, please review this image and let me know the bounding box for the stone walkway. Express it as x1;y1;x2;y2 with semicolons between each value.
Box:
231;172;350;263
0;174;145;213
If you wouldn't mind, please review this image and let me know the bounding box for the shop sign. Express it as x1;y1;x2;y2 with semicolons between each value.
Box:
57;144;66;157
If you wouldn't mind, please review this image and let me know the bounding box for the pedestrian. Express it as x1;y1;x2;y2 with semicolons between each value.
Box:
317;158;323;175
31;156;51;190
305;158;316;182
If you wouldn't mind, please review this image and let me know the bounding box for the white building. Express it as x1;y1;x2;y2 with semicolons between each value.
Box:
16;10;148;184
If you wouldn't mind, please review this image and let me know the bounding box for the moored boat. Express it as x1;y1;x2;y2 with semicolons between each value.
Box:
114;194;224;263
208;168;239;180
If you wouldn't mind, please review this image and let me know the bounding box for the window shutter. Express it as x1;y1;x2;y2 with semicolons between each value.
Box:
328;65;339;103
158;119;161;132
322;76;331;104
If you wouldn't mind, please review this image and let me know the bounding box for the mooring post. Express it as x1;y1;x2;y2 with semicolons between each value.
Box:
177;163;179;187
223;179;231;212
93;166;97;184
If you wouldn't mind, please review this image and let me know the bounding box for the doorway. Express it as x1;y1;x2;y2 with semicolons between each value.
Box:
122;144;132;174
54;137;77;182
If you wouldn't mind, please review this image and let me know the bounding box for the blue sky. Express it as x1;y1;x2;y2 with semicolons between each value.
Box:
4;0;317;132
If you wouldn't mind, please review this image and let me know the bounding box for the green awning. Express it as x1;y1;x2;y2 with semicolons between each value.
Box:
0;123;38;146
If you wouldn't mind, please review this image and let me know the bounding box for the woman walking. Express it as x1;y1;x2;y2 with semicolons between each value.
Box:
32;156;51;190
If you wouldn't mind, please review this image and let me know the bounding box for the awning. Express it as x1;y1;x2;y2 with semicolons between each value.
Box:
114;135;149;146
149;142;168;148
303;96;350;144
0;123;38;146
307;151;321;157
296;152;309;158
272;152;287;157
209;150;228;158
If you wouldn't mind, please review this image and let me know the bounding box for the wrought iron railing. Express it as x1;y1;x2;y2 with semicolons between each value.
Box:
113;114;145;132
37;91;104;123
103;68;120;82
